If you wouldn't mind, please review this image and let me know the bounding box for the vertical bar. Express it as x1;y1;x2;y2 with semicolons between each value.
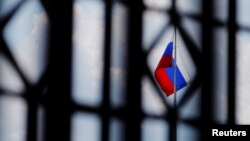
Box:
44;0;73;141
101;0;112;140
170;1;177;141
125;0;143;140
227;0;236;125
26;88;39;141
202;0;213;140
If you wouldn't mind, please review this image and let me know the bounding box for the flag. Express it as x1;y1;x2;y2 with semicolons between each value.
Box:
154;41;189;96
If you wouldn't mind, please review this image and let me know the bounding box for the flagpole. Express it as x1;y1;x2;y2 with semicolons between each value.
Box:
173;0;177;140
174;24;177;107
173;25;177;141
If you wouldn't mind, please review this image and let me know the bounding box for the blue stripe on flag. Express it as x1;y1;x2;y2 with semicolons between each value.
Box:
165;66;187;90
163;42;173;56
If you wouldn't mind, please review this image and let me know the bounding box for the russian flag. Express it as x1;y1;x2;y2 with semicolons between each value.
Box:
154;42;190;96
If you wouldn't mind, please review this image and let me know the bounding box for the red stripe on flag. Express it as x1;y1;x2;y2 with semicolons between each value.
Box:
156;55;172;69
154;68;174;96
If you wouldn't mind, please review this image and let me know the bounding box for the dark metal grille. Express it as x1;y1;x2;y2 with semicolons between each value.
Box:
0;0;245;141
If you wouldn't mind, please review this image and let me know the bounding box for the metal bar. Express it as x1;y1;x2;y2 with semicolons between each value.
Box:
227;0;236;125
201;0;213;140
43;0;73;141
101;0;113;140
125;0;143;140
26;87;39;141
169;1;178;141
